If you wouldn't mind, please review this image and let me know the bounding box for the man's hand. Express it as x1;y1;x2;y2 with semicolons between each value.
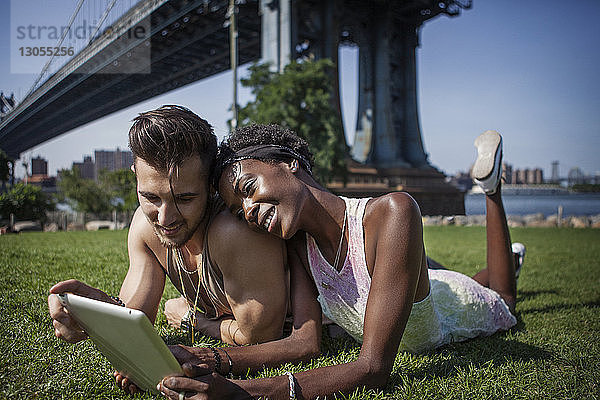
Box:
164;297;190;329
47;279;116;343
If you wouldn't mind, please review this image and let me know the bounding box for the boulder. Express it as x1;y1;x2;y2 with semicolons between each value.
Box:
568;216;589;228
13;221;42;232
85;220;116;231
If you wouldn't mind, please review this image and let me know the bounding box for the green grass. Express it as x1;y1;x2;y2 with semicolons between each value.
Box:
1;227;599;399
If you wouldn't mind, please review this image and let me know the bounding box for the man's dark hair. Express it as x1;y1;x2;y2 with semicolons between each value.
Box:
129;105;217;175
215;124;314;185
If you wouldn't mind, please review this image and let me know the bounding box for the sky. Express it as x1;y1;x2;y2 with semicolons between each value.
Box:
1;0;599;180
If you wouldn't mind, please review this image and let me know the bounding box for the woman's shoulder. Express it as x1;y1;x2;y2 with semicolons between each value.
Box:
364;192;421;220
362;192;422;234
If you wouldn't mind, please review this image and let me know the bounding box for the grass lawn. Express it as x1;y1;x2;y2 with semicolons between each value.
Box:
1;227;599;399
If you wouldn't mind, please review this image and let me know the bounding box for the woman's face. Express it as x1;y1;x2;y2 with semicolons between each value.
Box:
219;158;302;239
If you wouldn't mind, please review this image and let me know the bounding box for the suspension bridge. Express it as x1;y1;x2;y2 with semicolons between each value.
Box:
1;0;472;214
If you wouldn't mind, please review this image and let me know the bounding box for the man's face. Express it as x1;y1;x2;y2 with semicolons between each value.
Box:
135;156;210;248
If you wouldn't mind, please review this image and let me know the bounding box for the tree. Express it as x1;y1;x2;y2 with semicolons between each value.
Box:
237;60;348;183
99;169;138;211
57;167;138;213
0;149;11;191
57;167;113;213
0;183;54;222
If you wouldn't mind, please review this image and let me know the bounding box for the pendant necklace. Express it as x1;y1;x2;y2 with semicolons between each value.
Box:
174;247;202;345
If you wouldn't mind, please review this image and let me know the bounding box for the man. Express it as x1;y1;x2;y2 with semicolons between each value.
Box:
48;105;289;392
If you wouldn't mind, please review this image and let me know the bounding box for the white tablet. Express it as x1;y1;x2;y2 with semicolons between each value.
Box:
56;293;183;394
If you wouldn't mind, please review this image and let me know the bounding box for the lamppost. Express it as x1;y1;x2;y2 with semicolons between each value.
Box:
228;0;239;130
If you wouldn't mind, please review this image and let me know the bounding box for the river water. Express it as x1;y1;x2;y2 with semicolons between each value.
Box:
465;193;600;216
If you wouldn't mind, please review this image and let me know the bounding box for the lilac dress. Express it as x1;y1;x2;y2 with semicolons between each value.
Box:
306;197;516;353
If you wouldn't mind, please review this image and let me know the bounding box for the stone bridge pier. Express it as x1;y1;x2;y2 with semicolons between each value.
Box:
260;0;470;215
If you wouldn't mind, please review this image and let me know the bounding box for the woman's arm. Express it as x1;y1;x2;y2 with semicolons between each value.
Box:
244;193;426;397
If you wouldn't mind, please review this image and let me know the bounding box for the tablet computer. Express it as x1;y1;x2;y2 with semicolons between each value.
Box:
56;293;183;394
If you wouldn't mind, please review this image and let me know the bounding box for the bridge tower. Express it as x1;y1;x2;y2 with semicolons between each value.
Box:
260;0;471;215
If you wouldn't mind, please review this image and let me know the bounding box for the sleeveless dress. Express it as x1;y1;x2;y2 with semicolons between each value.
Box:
306;197;516;353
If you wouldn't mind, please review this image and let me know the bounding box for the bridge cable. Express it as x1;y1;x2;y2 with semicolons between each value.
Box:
26;0;87;98
88;0;119;45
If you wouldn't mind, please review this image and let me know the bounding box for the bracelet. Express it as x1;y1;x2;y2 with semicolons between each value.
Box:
211;347;222;374
180;309;193;333
227;319;235;339
110;296;125;307
221;347;233;377
232;327;241;346
285;371;296;400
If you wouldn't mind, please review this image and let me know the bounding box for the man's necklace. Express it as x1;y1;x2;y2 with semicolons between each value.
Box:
174;247;202;345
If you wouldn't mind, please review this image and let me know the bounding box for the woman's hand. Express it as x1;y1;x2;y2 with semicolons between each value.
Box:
158;373;249;400
164;297;190;329
169;345;216;376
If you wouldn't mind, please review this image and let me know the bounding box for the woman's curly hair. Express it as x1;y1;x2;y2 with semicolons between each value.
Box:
214;124;314;185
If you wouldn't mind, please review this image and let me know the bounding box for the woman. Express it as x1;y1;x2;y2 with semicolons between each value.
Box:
158;126;525;399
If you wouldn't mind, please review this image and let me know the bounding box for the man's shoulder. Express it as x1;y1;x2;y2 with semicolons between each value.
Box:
128;207;166;257
207;210;257;241
207;210;283;262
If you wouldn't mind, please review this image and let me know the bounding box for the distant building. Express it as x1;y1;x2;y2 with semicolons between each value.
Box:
94;148;133;180
502;163;513;184
31;156;48;176
72;155;95;180
448;171;472;192
568;167;585;185
534;168;544;184
516;169;526;184
510;166;544;185
551;161;559;183
28;175;57;193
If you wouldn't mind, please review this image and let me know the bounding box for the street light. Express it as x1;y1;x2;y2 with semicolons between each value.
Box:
228;0;239;130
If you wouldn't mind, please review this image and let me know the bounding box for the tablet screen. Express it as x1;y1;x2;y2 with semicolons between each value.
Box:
57;293;183;393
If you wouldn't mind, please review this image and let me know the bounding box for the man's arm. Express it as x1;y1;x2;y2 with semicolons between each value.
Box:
118;207;167;323
191;211;289;345
48;207;166;341
167;233;322;377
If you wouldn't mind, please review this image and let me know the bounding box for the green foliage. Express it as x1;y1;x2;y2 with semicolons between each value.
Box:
237;60;348;183
0;182;54;221
2;227;599;398
99;168;138;211
58;167;112;213
58;167;138;213
0;148;11;184
570;183;600;193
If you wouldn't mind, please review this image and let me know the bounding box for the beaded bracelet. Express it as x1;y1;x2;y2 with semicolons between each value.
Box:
211;347;222;374
285;371;296;400
110;296;126;307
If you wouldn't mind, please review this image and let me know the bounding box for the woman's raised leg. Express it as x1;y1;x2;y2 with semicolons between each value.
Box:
469;131;517;312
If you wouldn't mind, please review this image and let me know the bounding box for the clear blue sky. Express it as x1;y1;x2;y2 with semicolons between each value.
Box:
1;0;599;179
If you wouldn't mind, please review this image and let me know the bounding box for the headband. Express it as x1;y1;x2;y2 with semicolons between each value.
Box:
220;144;313;177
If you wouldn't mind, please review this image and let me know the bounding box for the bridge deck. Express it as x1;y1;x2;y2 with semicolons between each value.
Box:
0;0;260;159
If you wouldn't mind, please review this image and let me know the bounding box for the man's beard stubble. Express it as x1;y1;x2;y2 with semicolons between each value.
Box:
153;220;201;249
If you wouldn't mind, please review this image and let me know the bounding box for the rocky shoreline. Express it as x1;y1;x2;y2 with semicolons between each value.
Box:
423;213;600;228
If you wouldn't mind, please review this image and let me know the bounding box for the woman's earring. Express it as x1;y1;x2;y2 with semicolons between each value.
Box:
291;160;299;173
